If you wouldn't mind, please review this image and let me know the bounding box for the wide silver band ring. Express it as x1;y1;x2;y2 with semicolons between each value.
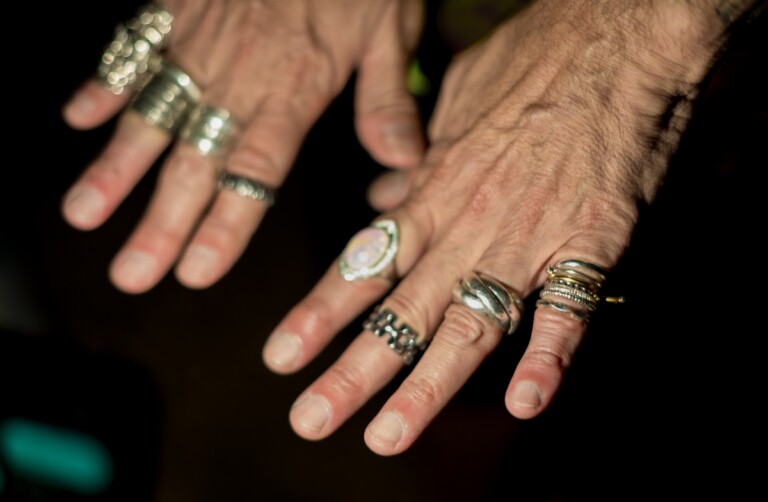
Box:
97;2;173;95
363;306;425;365
129;60;202;133
217;172;277;206
179;105;242;157
452;271;525;335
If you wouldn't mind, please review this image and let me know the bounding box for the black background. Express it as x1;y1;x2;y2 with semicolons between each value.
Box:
1;1;766;501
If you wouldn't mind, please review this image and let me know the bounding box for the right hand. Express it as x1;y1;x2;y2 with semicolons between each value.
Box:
61;0;426;294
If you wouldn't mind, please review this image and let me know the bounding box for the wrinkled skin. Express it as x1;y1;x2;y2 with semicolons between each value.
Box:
263;0;735;456
61;0;425;294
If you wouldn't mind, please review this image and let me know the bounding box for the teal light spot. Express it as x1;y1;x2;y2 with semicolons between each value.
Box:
407;59;431;96
0;418;113;495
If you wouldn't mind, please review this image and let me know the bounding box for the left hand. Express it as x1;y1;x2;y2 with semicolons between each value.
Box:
263;0;731;455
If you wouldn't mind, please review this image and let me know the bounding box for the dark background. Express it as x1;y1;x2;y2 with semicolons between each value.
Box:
1;1;766;501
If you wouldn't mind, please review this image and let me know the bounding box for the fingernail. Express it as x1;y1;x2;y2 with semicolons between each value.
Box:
178;245;219;285
383;123;421;162
366;411;405;447
65;92;95;121
112;250;158;289
508;381;542;409
63;185;106;228
264;331;303;370
291;394;331;433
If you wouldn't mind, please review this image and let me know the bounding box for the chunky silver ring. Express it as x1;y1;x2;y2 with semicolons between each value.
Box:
97;2;174;95
363;306;425;365
179;105;241;157
129;60;202;133
452;272;525;335
537;258;624;323
338;219;399;281
217;172;277;206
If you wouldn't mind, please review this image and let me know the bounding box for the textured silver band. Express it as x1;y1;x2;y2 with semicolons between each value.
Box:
97;2;173;95
363;307;425;365
217;173;276;206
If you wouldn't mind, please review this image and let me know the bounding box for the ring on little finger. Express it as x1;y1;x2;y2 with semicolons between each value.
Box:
129;59;202;134
536;259;625;323
338;219;399;281
97;2;173;95
216;172;277;207
451;272;525;335
363;306;426;365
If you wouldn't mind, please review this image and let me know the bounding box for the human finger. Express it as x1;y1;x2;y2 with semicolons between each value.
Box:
505;254;625;419
263;208;433;375
354;0;425;170
64;2;174;130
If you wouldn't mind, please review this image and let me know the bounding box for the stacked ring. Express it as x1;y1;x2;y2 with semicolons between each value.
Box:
129;60;202;133
536;259;624;323
452;272;525;335
363;306;425;365
97;2;173;95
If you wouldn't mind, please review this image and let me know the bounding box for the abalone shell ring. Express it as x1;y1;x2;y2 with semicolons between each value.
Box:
339;219;399;281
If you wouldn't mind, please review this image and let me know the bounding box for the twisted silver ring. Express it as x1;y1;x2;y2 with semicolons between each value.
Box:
217;172;276;206
452;272;525;335
363;306;425;365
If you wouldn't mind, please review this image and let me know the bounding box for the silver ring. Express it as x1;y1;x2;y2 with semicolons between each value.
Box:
97;2;174;95
362;306;425;365
338;219;399;281
179;105;241;157
129;60;202;133
217;172;276;206
452;272;525;335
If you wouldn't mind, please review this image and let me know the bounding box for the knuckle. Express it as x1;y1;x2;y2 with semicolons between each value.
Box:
399;375;445;410
325;363;368;400
440;304;500;350
162;153;216;191
383;290;431;337
295;295;337;335
227;142;283;186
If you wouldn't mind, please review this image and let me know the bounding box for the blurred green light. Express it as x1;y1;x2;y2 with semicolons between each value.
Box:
407;59;431;96
0;418;113;495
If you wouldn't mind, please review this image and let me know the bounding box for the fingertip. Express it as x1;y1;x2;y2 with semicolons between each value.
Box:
366;170;410;211
505;380;545;419
61;185;108;230
175;244;223;290
289;393;333;441
358;118;425;170
364;411;407;456
262;330;304;375
63;81;128;130
108;249;161;295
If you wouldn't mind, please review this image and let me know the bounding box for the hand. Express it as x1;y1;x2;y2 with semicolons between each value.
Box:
264;0;734;455
61;0;425;294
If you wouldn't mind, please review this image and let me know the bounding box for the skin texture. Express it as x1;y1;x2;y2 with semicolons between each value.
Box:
263;0;747;456
61;0;426;294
